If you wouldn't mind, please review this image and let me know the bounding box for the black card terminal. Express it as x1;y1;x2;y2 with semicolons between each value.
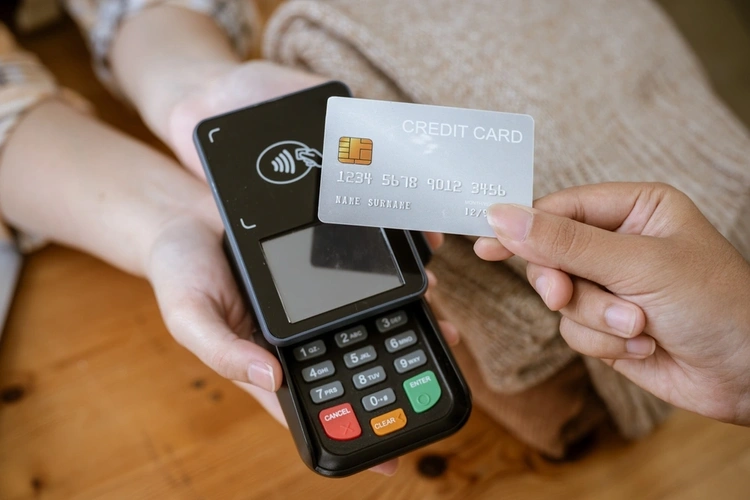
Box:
194;82;471;477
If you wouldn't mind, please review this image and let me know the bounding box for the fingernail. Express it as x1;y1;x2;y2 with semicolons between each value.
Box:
605;305;636;336
626;336;656;357
487;204;533;241
534;275;551;306
248;361;276;392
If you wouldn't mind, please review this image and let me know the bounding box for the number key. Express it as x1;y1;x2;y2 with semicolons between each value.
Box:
376;311;407;333
394;349;427;374
385;330;417;353
334;325;368;348
294;340;326;361
344;345;377;369
361;388;396;412
310;380;344;404
302;360;335;382
352;365;387;389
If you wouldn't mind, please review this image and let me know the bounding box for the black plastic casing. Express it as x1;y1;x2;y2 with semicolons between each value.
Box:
196;82;471;477
195;82;426;347
260;298;470;477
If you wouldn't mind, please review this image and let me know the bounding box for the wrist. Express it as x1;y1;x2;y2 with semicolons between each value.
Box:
165;60;329;175
111;5;241;142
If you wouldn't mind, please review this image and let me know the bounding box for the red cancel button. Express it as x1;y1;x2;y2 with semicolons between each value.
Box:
319;403;362;441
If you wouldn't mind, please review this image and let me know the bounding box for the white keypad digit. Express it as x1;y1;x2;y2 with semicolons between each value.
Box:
301;360;335;383
309;380;344;404
344;345;377;369
293;340;326;362
376;311;407;333
361;388;396;412
334;325;368;348
394;349;427;374
352;366;387;390
385;330;417;353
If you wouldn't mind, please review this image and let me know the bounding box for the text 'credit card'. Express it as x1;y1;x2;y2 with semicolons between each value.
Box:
318;97;534;237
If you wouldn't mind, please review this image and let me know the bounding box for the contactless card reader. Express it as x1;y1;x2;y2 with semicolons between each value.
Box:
194;82;471;477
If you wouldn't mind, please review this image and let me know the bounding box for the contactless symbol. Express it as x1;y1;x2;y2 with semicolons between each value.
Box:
256;140;322;185
338;137;373;165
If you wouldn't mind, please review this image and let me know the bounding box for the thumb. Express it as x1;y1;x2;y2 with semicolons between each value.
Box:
486;204;650;286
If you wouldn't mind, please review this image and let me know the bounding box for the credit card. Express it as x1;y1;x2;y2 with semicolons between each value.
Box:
318;97;534;237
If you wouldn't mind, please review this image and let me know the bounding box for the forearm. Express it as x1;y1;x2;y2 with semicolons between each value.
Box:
111;5;240;142
0;99;214;275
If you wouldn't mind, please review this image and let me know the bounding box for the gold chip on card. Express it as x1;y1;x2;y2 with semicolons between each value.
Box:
338;137;373;165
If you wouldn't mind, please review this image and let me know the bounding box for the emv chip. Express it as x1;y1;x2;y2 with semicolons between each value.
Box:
338;137;373;165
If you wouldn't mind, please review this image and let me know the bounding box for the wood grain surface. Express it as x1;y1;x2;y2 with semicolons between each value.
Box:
3;246;750;500
2;2;750;499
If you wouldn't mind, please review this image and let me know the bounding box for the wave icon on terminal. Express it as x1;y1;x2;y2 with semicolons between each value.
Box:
256;140;322;185
271;149;298;175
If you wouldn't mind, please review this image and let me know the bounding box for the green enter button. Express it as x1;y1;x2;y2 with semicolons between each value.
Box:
403;370;441;413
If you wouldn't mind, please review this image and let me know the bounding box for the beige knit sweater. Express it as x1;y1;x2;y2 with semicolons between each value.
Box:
264;0;750;442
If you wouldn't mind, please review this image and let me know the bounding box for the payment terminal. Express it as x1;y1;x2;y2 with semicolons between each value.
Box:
194;81;471;477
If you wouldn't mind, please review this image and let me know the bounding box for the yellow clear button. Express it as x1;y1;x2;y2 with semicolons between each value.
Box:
370;408;407;436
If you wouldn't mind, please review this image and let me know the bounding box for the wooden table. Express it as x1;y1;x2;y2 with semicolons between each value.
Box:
2;6;750;500
3;246;750;499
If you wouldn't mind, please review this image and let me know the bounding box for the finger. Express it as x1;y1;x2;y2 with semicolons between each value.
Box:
439;320;460;346
473;237;513;261
426;269;438;288
423;232;444;250
164;295;282;392
559;317;656;359
559;278;646;338
369;459;399;476
486;203;654;286
425;269;437;302
525;263;574;311
532;182;655;231
422;273;459;346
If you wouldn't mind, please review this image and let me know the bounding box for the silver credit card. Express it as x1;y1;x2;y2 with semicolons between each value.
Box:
318;97;534;237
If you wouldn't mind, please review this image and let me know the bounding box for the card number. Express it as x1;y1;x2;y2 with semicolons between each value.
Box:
471;183;506;196
337;171;372;185
382;174;418;188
